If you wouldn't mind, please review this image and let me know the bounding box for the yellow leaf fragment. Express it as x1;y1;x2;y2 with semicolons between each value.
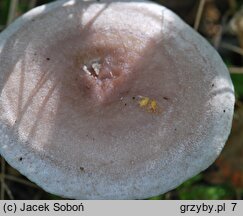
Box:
150;99;157;112
139;97;150;107
137;96;160;113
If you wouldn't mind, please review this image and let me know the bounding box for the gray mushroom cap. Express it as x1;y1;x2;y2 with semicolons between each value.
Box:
0;0;235;199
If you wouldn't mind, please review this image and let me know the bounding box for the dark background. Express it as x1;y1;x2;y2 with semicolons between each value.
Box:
0;0;243;200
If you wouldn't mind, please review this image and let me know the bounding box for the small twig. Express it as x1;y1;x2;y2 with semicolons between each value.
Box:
1;157;5;199
0;174;39;189
213;26;223;49
221;42;243;56
7;0;19;25
3;183;14;200
194;0;206;30
214;9;232;49
228;66;243;74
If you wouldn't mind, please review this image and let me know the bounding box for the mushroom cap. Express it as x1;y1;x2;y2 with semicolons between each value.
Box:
0;0;235;199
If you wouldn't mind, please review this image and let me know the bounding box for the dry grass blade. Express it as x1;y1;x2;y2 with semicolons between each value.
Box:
3;183;14;200
221;42;243;56
229;67;243;74
194;0;206;30
3;174;39;189
7;0;19;25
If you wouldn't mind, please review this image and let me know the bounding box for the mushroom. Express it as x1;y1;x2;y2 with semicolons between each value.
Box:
0;0;235;199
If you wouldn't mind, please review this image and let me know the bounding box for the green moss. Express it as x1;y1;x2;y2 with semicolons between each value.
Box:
231;74;243;99
178;185;234;200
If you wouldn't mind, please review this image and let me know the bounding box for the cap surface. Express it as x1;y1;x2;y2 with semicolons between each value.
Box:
0;0;235;199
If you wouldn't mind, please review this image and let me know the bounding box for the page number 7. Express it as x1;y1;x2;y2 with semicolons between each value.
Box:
231;203;237;211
